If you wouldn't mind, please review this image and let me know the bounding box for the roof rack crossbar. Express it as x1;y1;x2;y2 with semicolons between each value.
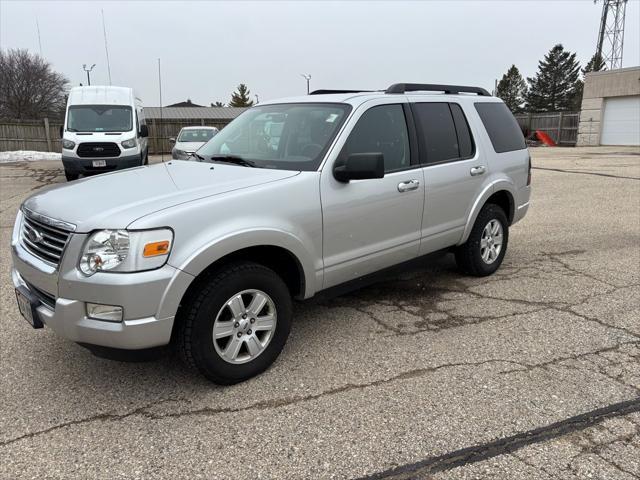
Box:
385;83;491;96
309;89;374;95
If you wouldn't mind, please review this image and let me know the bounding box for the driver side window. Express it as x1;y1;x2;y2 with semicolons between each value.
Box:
340;104;410;173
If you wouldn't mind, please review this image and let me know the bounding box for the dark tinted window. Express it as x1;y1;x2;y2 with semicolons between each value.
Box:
413;103;459;164
475;102;526;153
450;104;474;158
340;104;410;172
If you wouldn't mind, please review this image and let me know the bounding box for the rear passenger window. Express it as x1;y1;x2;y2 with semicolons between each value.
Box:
450;104;474;158
475;102;526;153
340;104;410;173
413;103;458;164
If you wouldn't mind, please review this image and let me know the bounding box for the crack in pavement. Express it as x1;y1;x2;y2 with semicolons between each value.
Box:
358;398;640;479
2;341;638;449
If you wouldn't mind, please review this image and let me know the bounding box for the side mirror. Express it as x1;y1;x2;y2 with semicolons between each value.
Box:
333;153;384;183
59;126;63;138
169;137;176;144
139;125;149;138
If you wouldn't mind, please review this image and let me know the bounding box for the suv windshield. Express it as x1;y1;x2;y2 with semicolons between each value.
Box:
196;103;351;171
67;105;133;132
178;129;217;142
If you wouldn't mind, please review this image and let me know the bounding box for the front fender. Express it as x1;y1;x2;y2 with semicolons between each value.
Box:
459;178;516;245
169;228;319;299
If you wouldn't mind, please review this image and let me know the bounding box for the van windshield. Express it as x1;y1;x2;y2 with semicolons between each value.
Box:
67;105;133;132
196;103;351;171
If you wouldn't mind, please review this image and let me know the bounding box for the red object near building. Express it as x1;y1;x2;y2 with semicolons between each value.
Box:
535;130;557;146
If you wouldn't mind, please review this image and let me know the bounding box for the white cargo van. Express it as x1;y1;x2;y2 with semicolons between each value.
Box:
60;86;149;181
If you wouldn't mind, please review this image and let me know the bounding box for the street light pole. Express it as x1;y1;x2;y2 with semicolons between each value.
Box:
300;74;311;94
82;63;96;86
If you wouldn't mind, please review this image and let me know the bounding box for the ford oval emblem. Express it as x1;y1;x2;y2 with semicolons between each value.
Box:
94;147;104;152
26;227;44;244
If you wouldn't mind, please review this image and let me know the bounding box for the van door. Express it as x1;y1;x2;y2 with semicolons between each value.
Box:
412;102;489;254
320;102;424;289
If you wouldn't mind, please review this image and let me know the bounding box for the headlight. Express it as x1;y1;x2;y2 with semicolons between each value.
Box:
62;139;75;149
174;149;186;158
121;138;137;148
79;228;173;276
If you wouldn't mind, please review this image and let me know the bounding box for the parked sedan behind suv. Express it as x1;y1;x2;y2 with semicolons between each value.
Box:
170;126;219;160
12;83;531;384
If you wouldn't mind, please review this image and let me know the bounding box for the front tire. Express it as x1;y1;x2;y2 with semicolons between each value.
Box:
177;262;292;384
455;204;509;276
64;169;79;181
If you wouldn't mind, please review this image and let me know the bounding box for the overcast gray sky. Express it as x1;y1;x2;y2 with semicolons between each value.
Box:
1;0;639;106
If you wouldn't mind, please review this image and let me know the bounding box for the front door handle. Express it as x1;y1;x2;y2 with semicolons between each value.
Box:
470;166;486;176
397;179;420;192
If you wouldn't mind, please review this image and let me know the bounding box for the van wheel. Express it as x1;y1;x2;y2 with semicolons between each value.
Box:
64;170;79;181
177;262;292;384
455;204;509;276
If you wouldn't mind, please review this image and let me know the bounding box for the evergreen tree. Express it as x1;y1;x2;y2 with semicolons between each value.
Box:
211;101;225;107
228;84;254;107
525;44;581;112
495;65;527;113
582;52;606;75
570;53;607;111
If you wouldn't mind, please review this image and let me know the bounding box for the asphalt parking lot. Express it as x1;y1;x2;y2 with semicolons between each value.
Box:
1;146;639;479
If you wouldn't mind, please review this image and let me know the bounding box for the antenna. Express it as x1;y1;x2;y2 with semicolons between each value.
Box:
158;58;164;162
595;0;628;69
35;18;43;56
300;74;311;95
101;9;112;85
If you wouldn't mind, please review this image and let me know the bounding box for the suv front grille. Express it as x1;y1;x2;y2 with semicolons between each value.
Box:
77;142;120;158
20;213;71;266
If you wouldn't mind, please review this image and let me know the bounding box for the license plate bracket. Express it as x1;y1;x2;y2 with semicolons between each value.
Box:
92;160;107;167
15;286;44;329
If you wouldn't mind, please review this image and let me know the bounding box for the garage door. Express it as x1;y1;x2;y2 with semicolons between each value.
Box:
600;96;640;146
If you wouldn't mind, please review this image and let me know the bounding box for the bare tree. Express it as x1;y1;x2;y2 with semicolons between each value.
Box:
0;48;69;119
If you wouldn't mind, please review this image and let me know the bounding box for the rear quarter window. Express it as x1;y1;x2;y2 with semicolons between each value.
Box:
474;102;526;153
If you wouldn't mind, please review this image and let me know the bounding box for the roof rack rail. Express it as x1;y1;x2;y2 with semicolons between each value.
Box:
309;89;373;95
385;83;491;96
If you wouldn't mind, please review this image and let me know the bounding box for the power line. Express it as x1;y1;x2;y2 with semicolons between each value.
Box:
101;9;112;85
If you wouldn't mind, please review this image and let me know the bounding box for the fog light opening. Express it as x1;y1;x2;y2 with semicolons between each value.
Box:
86;303;123;322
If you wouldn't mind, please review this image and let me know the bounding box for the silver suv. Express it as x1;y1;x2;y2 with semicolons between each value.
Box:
11;83;531;384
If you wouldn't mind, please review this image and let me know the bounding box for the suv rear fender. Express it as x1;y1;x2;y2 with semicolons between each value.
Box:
459;178;516;245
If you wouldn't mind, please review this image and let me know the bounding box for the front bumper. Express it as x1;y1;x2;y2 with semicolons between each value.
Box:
10;217;193;350
11;267;175;350
62;153;143;175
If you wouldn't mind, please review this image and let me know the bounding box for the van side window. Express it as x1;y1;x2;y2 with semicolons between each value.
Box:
450;104;475;158
412;103;461;165
474;102;526;153
340;104;410;173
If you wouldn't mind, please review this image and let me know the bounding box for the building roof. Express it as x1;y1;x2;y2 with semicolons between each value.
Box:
143;106;248;120
165;100;205;108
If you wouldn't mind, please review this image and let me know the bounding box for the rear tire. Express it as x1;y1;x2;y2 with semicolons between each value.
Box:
177;262;292;384
64;169;79;181
455;204;509;276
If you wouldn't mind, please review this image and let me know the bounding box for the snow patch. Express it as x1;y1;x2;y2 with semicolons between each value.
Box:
0;150;62;163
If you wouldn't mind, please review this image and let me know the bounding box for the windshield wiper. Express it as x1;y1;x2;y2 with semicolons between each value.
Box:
209;155;260;168
191;152;204;161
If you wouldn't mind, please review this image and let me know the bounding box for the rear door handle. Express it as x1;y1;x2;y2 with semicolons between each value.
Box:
470;166;486;176
397;179;420;192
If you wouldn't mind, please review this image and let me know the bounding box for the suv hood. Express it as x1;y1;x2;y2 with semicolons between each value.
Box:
23;161;299;232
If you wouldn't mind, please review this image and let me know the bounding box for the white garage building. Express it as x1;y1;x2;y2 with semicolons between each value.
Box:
577;66;640;146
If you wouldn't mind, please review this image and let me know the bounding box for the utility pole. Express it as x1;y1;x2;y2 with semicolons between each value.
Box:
300;74;311;94
254;94;259;104
82;64;96;86
595;0;628;69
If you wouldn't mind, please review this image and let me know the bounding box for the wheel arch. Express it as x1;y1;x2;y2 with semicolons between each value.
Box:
460;181;515;245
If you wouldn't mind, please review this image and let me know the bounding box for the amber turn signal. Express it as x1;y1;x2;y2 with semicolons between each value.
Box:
143;240;171;257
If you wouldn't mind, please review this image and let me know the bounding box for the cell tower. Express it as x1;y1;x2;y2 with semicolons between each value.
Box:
595;0;628;70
